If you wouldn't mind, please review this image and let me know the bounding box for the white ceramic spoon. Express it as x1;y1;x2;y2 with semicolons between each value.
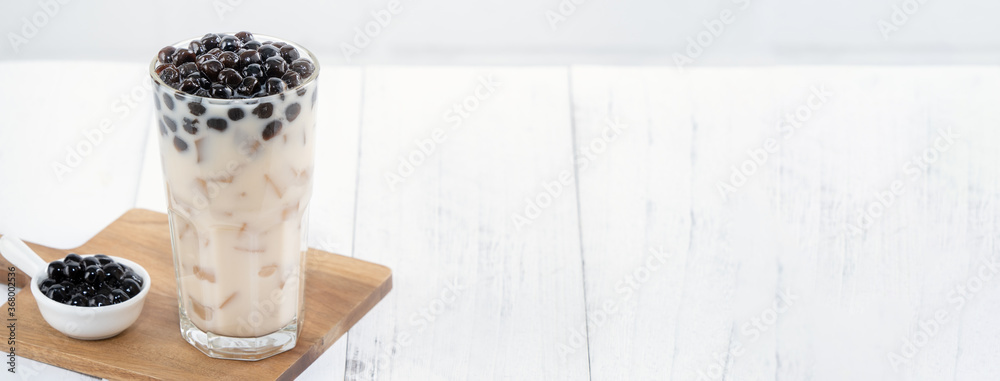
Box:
0;235;151;340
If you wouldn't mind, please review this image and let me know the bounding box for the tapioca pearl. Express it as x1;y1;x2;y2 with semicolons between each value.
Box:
162;116;177;132
290;58;315;78
174;92;186;100
183;118;199;134
187;73;210;90
286;103;301;122
220;35;241;52
281;72;301;88
311;88;318;108
262;120;283;141
218;68;243;87
200;59;224;80
207;118;228;132
154;95;162;110
264;56;287;78
189;40;205;55
177;62;198;78
111;289;130;304
236;77;259;96
252;103;274;118
296;87;307;97
188;102;206;116
195;88;210;97
258;44;280;61
159;120;168;136
243;40;262;51
178;62;199;77
195;53;213;67
241;63;264;80
174;48;196;64
235;31;254;43
179;79;199;94
200;33;221;51
218;51;239;68
173;136;188;152
263;77;286;95
228;108;245;121
162;93;175;110
210;83;232;99
158;46;176;64
279;45;299;64
159;67;180;86
154;63;174;75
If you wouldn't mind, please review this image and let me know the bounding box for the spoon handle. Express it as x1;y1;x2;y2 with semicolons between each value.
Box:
0;235;47;278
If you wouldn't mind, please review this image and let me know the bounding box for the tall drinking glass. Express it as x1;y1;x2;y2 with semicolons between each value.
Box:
149;34;318;360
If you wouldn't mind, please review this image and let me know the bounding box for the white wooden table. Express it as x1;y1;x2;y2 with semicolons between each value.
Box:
1;63;998;380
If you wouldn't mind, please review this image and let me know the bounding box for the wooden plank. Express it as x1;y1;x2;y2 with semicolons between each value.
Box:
305;65;364;259
344;67;589;380
939;68;1000;381
0;62;152;250
567;66;693;379
767;67;907;380
299;66;365;381
0;209;390;381
763;68;990;380
573;67;787;380
673;68;782;380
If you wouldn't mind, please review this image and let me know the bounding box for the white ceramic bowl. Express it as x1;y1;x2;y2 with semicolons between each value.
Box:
1;236;151;340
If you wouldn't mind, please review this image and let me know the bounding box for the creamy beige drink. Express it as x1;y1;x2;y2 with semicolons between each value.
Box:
151;32;318;360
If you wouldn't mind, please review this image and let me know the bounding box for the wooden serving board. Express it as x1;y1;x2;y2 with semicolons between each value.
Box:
0;209;392;380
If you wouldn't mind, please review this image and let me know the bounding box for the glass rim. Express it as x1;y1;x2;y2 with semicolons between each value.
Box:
148;33;320;102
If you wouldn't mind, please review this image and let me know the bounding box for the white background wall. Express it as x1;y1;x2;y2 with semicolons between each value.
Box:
2;0;999;65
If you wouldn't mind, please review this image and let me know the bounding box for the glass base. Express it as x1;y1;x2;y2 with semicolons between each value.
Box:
179;309;299;361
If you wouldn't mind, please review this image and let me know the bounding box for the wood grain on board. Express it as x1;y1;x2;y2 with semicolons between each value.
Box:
0;208;391;381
